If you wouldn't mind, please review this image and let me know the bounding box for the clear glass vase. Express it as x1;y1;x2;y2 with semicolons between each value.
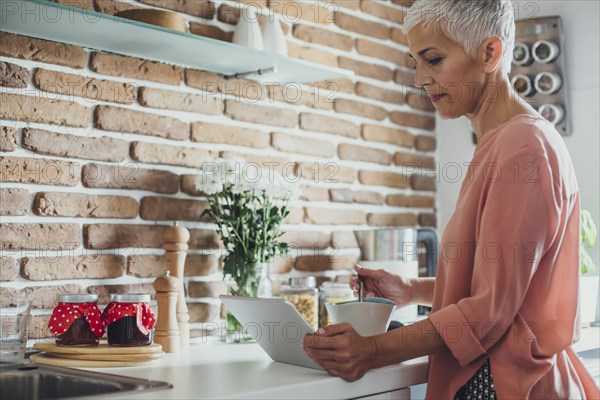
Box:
224;262;272;343
257;262;272;299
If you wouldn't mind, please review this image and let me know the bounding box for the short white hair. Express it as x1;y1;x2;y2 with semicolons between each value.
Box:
403;0;516;74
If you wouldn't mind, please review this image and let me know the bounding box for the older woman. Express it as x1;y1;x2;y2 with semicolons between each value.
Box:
303;0;598;398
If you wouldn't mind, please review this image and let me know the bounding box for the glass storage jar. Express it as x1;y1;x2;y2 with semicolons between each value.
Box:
281;277;318;330
539;103;565;125
103;294;156;346
532;39;560;64
49;294;104;346
318;282;355;329
512;42;532;66
534;71;562;95
511;74;535;97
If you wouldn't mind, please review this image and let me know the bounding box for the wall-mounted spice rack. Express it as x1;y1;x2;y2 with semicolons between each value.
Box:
511;16;571;136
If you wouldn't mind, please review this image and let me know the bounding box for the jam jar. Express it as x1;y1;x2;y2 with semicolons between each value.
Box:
103;294;156;346
48;294;104;346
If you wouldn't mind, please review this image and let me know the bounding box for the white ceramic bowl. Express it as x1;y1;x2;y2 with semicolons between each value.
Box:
325;297;396;336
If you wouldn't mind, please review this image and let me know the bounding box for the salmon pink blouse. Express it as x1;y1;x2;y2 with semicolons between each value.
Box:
426;115;598;398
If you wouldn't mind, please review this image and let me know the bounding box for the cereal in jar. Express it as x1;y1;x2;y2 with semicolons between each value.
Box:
281;277;318;330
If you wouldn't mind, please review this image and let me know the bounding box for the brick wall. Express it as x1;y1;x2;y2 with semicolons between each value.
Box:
0;0;435;339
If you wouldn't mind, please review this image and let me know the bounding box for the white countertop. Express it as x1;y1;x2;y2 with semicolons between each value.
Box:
83;338;428;400
35;327;599;399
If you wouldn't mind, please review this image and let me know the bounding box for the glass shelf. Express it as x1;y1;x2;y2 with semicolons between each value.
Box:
0;0;354;84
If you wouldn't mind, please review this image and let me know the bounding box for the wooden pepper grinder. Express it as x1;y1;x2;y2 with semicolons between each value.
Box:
152;270;180;353
162;223;190;351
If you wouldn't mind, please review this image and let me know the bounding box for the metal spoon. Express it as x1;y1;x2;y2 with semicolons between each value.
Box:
358;275;365;302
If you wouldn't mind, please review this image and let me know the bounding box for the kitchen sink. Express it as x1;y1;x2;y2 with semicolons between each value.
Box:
0;363;172;399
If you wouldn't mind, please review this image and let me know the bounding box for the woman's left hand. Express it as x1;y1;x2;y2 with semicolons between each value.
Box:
303;323;378;382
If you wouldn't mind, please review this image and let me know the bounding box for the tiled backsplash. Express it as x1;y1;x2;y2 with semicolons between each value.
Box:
0;0;436;339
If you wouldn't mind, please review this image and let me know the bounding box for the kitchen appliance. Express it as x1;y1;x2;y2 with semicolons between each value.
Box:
354;228;438;322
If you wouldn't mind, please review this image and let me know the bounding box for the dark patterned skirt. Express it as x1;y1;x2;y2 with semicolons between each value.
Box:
454;359;497;400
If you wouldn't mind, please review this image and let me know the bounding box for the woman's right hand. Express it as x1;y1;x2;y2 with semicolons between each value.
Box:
349;264;416;308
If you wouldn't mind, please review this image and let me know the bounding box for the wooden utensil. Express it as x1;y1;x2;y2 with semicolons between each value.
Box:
153;270;181;353
163;225;190;351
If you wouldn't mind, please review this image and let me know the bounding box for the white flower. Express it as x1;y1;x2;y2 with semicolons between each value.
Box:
230;179;255;194
253;174;271;193
195;173;224;195
196;157;298;206
198;159;220;175
219;159;243;186
203;179;224;195
267;173;299;200
223;171;239;186
194;172;208;191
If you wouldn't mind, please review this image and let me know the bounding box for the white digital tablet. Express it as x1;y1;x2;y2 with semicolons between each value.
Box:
219;295;323;370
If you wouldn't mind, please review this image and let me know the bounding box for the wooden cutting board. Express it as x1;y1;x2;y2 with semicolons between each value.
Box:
46;351;164;361
34;340;162;355
31;340;164;367
30;353;161;368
